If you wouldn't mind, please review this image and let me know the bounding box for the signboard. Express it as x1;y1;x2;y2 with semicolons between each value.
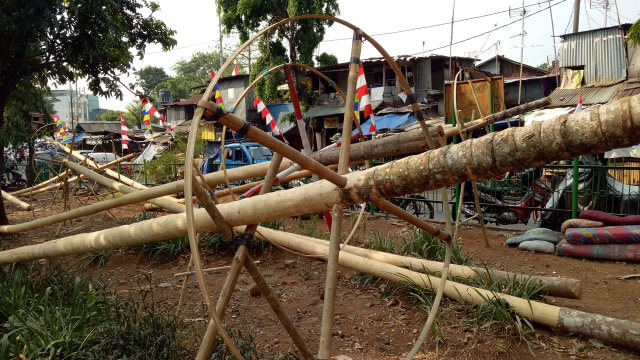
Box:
324;117;338;129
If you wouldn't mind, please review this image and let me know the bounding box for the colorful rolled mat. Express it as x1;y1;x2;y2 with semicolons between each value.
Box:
565;225;640;245
556;239;640;263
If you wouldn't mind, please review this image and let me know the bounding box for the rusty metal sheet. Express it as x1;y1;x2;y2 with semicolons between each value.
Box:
445;76;505;122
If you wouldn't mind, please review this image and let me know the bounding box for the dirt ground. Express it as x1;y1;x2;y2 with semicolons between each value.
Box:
3;192;640;360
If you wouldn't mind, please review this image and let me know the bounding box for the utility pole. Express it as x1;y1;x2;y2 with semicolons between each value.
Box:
572;0;580;33
517;0;525;105
219;12;224;70
448;0;456;82
68;83;74;131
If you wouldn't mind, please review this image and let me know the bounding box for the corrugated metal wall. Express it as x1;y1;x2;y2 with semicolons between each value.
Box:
628;45;640;81
559;27;627;86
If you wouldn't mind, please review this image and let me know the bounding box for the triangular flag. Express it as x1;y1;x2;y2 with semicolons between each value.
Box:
233;65;239;76
254;97;288;143
355;63;376;133
120;113;130;153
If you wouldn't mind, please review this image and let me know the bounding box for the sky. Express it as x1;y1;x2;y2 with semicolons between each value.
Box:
78;0;640;112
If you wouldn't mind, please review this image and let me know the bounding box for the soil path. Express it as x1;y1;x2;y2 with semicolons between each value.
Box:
4;196;640;359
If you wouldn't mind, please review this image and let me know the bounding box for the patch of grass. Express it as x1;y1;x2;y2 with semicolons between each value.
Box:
351;228;544;352
118;210;158;225
0;261;194;359
296;214;328;239
202;231;233;253
78;249;113;269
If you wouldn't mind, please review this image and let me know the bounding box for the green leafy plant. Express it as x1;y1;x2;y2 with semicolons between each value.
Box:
0;261;194;359
140;131;205;184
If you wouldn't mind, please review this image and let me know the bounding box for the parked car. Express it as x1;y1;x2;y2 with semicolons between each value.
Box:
201;142;273;185
206;142;273;172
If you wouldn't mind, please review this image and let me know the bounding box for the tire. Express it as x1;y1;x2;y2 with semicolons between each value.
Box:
401;195;435;220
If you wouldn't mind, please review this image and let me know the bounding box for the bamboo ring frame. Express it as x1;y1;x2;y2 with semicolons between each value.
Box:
183;15;450;359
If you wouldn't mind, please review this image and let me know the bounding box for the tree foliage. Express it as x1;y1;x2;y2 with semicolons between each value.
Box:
536;63;552;72
135;66;170;97
152;51;222;102
124;99;143;130
100;110;121;122
217;0;339;104
250;41;288;103
0;0;176;225
627;18;640;48
315;52;338;67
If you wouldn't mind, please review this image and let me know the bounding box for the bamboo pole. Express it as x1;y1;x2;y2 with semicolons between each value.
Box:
1;191;33;211
292;231;581;299
249;226;639;350
197;153;315;360
173;262;259;277
2;95;640;263
317;30;363;360
456;110;489;247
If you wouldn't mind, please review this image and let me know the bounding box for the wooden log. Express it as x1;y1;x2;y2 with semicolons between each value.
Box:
1;190;33;211
249;226;639;350
2;94;640;262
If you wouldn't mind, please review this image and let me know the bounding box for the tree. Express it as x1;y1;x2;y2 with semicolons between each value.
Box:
250;40;288;103
152;51;223;103
100;110;121;122
124;99;143;130
626;18;640;48
135;66;170;97
537;63;552;72
217;0;339;106
316;52;338;67
2;79;53;186
0;0;176;226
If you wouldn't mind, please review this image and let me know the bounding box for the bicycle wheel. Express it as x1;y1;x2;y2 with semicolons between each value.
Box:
405;196;435;220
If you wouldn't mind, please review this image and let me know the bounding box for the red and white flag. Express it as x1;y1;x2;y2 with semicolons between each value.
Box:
254;97;287;143
232;64;240;76
575;92;583;113
142;99;175;138
120;113;130;153
356;63;376;133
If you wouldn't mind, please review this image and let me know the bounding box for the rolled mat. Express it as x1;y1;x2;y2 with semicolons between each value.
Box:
580;210;640;226
556;239;640;263
561;218;604;234
565;225;640;245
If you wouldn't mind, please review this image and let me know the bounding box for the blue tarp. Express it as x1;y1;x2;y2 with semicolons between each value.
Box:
266;103;296;134
59;132;86;144
352;113;416;137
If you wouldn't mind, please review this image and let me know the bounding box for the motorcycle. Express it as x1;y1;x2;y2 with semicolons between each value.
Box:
2;164;27;190
537;155;639;231
453;167;553;225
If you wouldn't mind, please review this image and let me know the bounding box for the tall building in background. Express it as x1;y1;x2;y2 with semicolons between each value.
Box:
49;89;100;128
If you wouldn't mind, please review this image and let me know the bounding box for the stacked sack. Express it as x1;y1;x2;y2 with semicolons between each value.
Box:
505;228;564;254
555;210;640;263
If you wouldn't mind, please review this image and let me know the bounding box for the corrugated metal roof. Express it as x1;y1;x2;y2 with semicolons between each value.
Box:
558;27;627;86
303;99;383;119
548;84;622;106
611;81;640;101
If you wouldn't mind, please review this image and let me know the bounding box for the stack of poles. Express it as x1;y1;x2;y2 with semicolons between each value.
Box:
2;95;640;351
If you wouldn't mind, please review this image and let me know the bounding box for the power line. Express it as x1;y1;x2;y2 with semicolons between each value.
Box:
414;0;567;56
145;40;217;55
322;0;563;42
